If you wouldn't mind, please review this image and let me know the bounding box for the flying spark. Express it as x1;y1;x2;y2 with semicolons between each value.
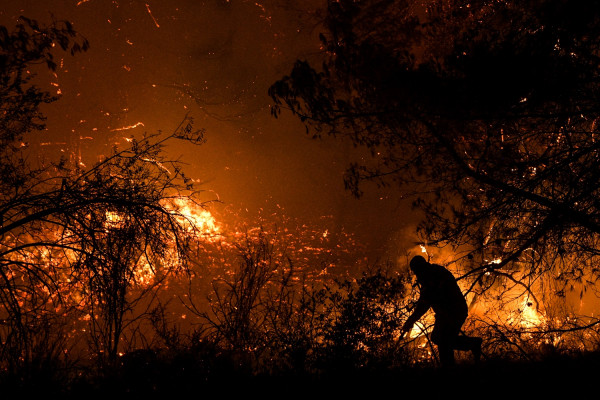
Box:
145;4;160;28
110;122;145;132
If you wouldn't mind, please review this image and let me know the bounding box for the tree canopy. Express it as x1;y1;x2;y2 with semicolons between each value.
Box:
270;0;600;296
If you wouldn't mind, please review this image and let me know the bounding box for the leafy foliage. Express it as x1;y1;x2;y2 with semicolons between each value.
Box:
315;269;412;371
270;0;600;321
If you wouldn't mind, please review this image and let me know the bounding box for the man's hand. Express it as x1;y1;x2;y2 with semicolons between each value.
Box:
400;320;413;340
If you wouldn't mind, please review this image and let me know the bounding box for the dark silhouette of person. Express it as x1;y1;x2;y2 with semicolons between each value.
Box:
401;255;482;366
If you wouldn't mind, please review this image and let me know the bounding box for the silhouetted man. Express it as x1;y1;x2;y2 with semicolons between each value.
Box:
401;255;482;366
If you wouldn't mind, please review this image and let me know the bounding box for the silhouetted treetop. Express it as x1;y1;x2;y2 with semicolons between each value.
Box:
272;0;600;125
270;0;600;290
0;17;88;142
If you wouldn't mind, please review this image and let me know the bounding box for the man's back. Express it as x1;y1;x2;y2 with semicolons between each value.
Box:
418;263;468;317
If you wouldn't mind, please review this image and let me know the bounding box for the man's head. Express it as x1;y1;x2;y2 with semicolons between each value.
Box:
409;255;429;277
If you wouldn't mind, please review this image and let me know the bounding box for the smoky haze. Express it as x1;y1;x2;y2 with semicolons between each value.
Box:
0;0;418;263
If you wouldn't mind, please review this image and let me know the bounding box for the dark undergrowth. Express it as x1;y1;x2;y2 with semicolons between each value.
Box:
0;270;596;399
2;350;598;399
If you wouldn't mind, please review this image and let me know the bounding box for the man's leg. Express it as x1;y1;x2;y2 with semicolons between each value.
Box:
454;335;483;362
431;320;457;367
437;343;456;366
433;313;483;365
444;311;482;362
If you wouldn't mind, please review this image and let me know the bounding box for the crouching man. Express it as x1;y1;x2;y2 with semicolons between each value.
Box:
402;255;482;366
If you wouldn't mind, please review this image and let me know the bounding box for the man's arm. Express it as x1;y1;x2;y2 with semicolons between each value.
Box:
401;296;430;336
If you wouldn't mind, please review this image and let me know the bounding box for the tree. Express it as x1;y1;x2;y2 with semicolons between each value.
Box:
0;16;89;371
64;123;207;367
270;0;600;329
0;17;207;373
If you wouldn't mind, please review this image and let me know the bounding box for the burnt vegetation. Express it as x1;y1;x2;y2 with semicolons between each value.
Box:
2;0;600;396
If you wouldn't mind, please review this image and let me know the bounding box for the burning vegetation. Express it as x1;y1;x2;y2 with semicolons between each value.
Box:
3;0;600;396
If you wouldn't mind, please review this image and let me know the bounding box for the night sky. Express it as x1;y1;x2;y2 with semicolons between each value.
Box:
0;0;419;263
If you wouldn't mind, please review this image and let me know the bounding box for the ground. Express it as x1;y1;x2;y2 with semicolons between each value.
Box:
4;352;599;398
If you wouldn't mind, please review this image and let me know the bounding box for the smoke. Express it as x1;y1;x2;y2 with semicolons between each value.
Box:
0;0;414;263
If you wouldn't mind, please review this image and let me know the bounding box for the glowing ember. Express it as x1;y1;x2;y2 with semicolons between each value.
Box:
134;257;155;286
104;210;125;228
516;300;546;329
